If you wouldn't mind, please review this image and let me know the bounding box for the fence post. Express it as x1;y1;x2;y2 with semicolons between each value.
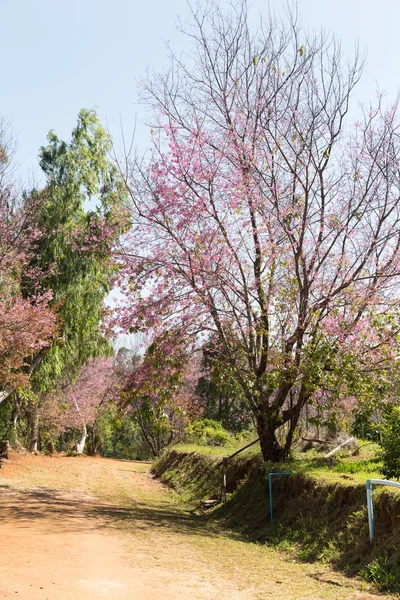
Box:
222;457;227;505
366;480;374;542
219;438;260;505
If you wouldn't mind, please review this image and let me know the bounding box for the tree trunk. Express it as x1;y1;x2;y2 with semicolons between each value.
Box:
76;425;87;454
138;415;158;456
86;425;99;456
28;404;39;452
283;389;308;455
256;412;288;462
112;426;117;458
0;440;10;459
11;396;22;445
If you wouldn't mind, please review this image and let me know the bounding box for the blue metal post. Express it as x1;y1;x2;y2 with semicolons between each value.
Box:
268;472;292;522
268;473;273;522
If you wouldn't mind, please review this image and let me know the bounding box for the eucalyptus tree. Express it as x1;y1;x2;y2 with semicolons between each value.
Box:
22;109;127;449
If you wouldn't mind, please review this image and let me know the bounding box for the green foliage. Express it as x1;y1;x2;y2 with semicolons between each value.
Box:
122;331;193;456
154;446;400;595
0;108;128;452
86;404;153;460
351;408;381;441
0;399;14;441
27;108;126;392
379;405;400;480
196;342;252;432
185;419;233;447
361;551;400;594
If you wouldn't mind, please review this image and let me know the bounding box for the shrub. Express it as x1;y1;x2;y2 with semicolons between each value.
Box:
185;419;233;447
379;406;400;480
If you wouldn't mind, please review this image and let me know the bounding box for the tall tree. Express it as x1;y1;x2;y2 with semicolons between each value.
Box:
30;109;125;377
22;109;126;449
117;3;400;461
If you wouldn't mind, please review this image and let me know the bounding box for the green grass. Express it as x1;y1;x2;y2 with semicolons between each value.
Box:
170;437;260;458
265;450;383;485
170;439;384;487
170;442;240;457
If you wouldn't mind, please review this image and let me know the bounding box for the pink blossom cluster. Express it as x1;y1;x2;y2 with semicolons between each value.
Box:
40;357;117;434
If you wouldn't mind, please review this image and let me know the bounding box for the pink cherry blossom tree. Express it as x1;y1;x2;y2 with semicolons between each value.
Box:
120;332;202;455
116;3;400;461
0;293;56;393
40;357;117;453
0;123;56;398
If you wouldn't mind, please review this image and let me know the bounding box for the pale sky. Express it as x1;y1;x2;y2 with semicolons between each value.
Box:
0;0;398;182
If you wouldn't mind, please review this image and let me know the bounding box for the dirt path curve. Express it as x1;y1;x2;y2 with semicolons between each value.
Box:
0;455;393;600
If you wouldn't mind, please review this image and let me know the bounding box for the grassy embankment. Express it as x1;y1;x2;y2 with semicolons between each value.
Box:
153;440;400;594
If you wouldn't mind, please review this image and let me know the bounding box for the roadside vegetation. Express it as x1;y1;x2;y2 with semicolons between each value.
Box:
153;441;400;595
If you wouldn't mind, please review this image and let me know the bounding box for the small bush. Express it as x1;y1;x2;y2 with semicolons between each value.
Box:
185;419;233;447
361;551;400;594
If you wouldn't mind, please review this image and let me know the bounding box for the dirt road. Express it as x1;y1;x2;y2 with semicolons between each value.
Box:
0;454;392;599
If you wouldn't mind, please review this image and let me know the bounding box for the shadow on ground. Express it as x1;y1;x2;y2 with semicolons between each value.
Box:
0;486;218;542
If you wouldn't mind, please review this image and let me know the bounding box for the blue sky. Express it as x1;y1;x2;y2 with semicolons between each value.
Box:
1;0;399;183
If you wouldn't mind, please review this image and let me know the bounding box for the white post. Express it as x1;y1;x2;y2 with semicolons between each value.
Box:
366;480;374;542
366;479;400;542
222;458;227;504
76;424;87;454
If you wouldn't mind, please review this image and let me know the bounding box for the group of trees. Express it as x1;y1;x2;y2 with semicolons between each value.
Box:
0;106;245;455
0;109;127;452
0;109;243;455
3;2;400;464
